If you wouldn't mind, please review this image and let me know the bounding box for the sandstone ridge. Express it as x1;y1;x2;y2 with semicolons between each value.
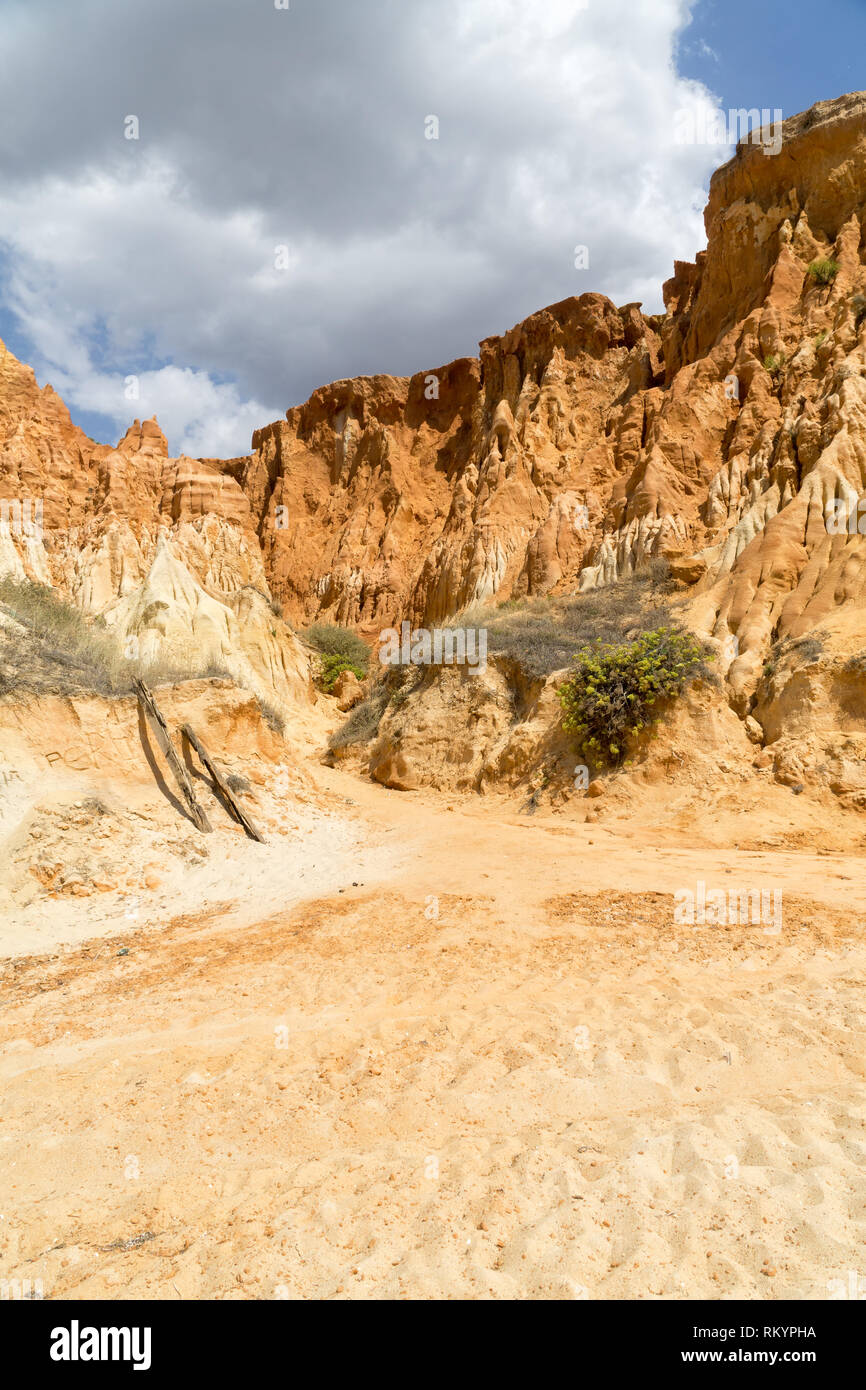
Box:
2;93;866;804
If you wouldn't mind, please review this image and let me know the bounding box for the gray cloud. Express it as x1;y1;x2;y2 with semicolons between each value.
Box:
0;0;727;454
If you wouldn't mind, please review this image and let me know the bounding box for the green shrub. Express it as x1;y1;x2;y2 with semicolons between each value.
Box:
557;626;710;766
320;653;366;691
304;623;370;692
808;258;839;286
814;331;828;349
763;353;785;379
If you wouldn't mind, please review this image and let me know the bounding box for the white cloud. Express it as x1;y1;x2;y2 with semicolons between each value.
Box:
0;0;727;456
76;364;273;460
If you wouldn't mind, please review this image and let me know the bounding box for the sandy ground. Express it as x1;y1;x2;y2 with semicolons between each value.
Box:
0;787;404;960
1;769;865;1300
0;681;405;959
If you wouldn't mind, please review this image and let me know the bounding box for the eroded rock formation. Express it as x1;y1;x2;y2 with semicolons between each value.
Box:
3;91;866;791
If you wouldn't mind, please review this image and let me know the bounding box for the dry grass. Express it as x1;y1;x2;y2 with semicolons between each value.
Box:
453;562;679;677
304;623;371;672
328;687;390;750
0;577;226;698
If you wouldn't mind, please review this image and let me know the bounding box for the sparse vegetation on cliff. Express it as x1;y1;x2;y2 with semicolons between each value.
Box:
328;687;390;750
557;626;711;765
0;576;229;697
456;562;678;678
808;257;839;285
304;623;371;690
326;566;685;755
0;576;131;695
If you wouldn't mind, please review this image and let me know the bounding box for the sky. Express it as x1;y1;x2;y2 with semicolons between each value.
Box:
0;0;863;458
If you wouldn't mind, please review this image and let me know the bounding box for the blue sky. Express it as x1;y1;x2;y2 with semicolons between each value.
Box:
0;0;864;455
680;0;866;117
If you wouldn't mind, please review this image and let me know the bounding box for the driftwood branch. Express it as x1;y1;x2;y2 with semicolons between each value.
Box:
133;678;212;833
180;723;266;844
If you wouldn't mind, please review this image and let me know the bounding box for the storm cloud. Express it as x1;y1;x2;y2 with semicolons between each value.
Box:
0;0;726;454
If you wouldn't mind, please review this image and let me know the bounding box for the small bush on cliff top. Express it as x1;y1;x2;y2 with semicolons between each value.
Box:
808;258;839;286
557;626;711;766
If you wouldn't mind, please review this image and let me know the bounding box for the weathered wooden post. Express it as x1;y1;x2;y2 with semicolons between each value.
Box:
180;723;266;844
133;678;212;834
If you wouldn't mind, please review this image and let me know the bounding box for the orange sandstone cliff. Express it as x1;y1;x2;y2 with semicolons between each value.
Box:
3;92;866;802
